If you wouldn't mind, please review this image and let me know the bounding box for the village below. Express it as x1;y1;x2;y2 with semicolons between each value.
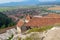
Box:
0;5;60;40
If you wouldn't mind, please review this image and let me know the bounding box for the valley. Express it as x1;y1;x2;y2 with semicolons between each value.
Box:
0;5;60;40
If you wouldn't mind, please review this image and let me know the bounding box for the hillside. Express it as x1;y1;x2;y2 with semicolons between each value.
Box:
0;12;15;29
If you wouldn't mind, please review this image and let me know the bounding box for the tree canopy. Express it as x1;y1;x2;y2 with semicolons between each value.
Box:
0;12;15;29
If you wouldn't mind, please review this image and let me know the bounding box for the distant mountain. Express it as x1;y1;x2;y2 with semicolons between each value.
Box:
38;2;60;5
0;0;60;6
0;0;39;6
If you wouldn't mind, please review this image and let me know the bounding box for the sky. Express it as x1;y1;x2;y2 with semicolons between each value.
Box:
0;0;58;4
39;0;56;2
0;0;26;3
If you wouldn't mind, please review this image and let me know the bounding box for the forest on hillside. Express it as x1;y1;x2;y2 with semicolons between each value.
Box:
0;12;15;29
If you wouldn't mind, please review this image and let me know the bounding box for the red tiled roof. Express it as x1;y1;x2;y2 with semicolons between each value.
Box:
25;13;60;27
43;13;60;18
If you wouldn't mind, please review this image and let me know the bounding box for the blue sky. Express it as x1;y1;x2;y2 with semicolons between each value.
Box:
0;0;58;4
39;0;56;2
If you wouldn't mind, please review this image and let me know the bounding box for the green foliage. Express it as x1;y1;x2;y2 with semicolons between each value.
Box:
27;26;53;33
8;22;16;27
0;12;15;29
0;25;6;29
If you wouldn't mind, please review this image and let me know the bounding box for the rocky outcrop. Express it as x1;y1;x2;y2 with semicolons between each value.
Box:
1;27;60;40
12;32;44;40
0;28;16;40
12;27;60;40
43;27;60;40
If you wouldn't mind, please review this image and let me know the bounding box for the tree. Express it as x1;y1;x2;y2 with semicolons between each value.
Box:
0;12;15;29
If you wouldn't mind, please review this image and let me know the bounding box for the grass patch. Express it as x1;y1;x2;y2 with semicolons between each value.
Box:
27;26;53;33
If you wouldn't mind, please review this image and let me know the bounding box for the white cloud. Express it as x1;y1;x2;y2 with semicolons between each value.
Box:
0;0;26;3
39;0;56;2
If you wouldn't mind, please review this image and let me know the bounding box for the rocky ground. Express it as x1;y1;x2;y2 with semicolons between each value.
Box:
0;27;60;40
12;27;60;40
43;27;60;40
0;28;16;40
